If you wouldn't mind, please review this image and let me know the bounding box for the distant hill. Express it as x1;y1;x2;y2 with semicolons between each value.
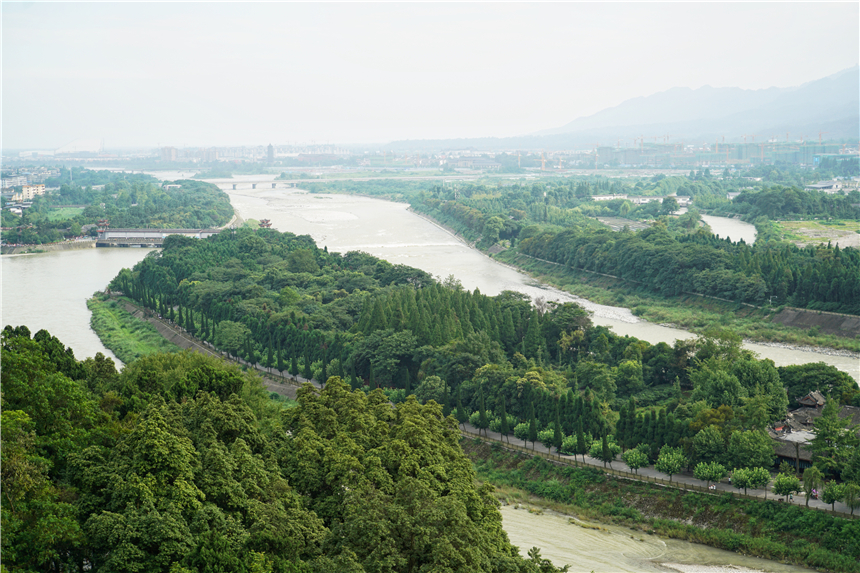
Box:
386;67;859;151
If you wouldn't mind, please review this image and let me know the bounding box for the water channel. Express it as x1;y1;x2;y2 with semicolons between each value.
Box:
1;247;155;364
220;185;858;382
700;213;757;245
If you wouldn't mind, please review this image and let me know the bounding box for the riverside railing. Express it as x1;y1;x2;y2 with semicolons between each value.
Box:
459;427;856;520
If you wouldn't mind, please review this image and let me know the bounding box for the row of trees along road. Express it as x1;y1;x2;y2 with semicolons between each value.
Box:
109;228;859;487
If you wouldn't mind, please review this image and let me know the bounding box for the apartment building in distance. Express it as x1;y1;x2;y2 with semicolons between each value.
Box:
11;184;46;202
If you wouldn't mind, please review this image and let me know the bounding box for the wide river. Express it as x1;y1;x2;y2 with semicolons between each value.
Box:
221;185;858;382
0;180;847;571
1;247;155;365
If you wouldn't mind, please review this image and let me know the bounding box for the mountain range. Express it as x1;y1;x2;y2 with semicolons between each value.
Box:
388;66;858;151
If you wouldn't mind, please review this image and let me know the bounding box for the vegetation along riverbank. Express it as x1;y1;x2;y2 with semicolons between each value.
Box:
495;250;860;354
299;172;860;353
465;439;860;573
74;222;860;573
86;293;180;363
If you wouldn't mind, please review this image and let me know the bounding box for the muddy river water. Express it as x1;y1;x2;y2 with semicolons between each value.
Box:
221;185;858;382
500;505;814;573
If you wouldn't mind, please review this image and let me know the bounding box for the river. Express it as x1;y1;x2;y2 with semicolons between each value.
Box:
220;185;858;382
1;248;155;364
699;214;757;245
500;505;815;573
1;182;856;387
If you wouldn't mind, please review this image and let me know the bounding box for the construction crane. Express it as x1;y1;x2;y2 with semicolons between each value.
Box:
540;151;547;171
819;131;829;143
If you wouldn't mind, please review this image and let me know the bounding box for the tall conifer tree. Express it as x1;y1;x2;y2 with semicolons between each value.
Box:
528;400;538;450
499;398;509;443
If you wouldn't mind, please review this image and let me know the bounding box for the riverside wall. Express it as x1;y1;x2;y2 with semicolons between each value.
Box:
1;240;96;255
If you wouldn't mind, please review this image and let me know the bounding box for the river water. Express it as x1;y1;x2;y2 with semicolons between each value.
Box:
699;214;757;245
220;186;858;382
1;248;154;364
500;506;815;573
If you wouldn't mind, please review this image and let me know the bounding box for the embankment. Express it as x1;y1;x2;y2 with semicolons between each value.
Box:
89;294;311;399
87;295;181;363
772;308;860;339
2;240;95;255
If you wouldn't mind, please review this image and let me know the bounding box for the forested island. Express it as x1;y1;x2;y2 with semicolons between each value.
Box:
6;222;860;571
298;169;860;350
1;168;232;245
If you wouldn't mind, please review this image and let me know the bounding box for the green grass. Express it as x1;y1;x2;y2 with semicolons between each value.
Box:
465;440;860;573
46;207;84;221
776;219;860;245
87;295;180;363
496;250;860;353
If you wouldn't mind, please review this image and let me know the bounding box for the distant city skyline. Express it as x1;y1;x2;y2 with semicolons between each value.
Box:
3;2;858;150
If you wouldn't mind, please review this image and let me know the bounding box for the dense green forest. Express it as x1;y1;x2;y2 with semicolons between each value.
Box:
2;170;232;244
302;167;860;315
394;182;860;314
108;228;858;475
516;225;860;313
21;224;860;570
709;186;860;221
306;175;860;314
1;326;569;573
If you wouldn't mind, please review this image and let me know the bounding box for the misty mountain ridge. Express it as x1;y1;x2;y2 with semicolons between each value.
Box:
388;67;858;151
537;66;859;140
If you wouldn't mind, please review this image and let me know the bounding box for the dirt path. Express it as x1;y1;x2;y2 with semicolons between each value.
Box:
120;300;319;399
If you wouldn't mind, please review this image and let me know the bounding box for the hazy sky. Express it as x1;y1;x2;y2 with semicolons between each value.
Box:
3;2;858;150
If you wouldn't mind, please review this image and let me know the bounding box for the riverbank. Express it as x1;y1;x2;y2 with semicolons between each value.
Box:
495;250;860;355
88;293;315;399
465;440;860;573
87;294;180;363
400;206;860;356
1;239;96;255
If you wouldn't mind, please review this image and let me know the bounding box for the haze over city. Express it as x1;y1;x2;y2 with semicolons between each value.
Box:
3;2;859;150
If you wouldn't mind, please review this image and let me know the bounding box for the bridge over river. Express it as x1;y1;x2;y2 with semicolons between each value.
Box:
96;228;220;248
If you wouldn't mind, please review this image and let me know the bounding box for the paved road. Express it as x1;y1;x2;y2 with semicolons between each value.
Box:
461;421;855;517
118;298;857;518
121;300;321;399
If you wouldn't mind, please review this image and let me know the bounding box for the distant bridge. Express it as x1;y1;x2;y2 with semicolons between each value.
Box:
96;228;220;248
